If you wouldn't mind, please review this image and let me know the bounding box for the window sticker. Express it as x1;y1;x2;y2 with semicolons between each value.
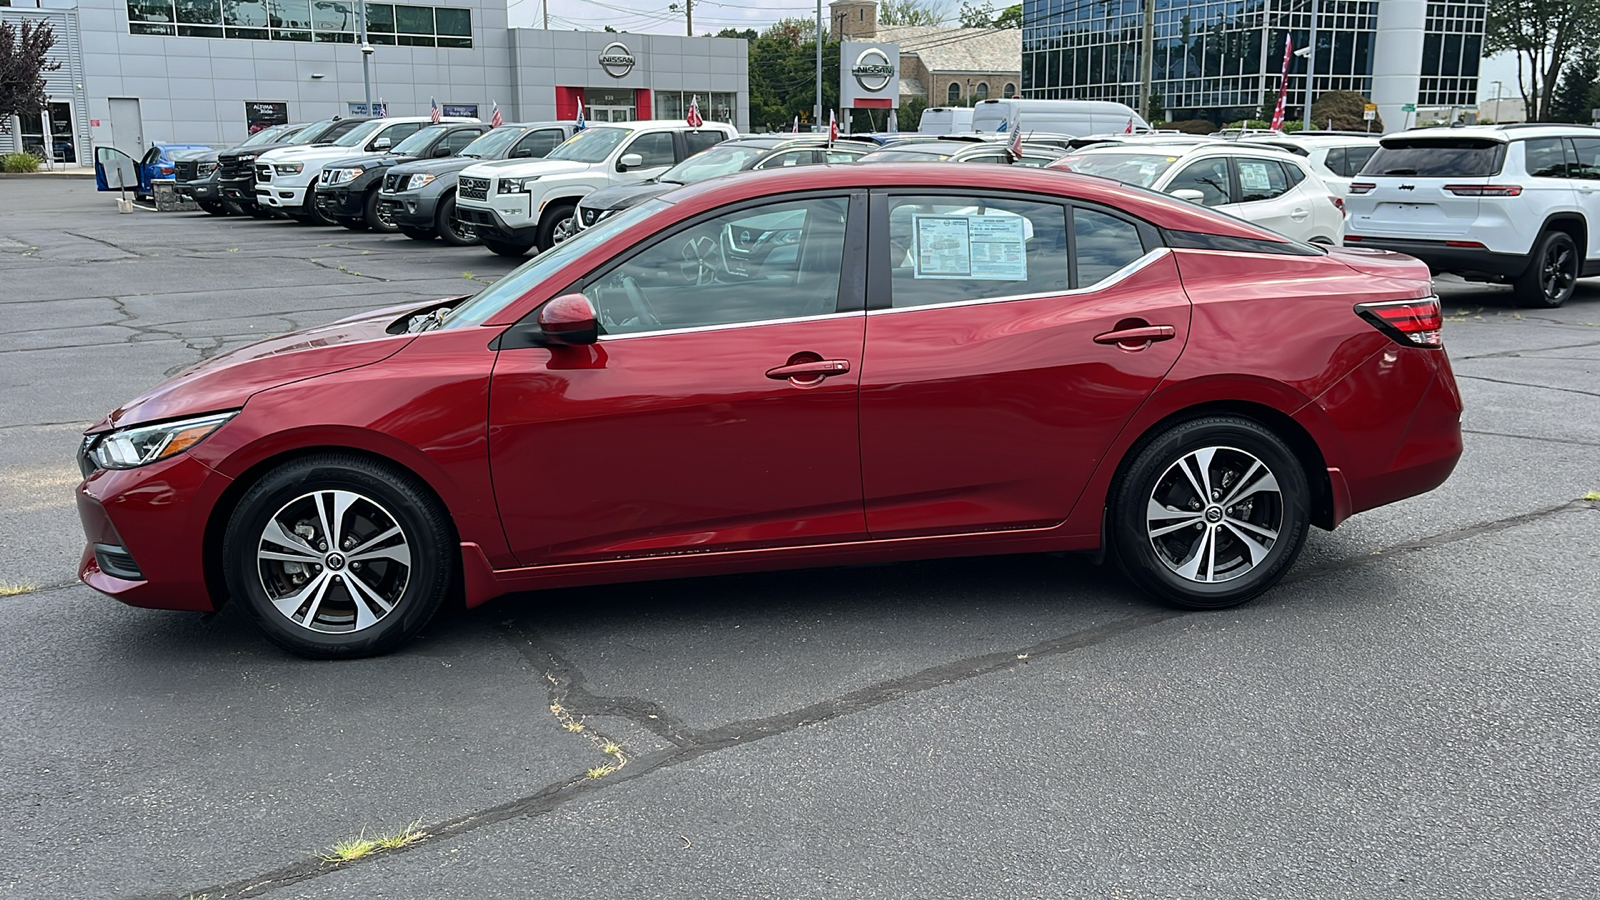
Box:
912;214;1028;280
1238;161;1272;192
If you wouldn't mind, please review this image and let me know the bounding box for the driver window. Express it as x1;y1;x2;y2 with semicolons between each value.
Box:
584;196;850;336
1167;158;1231;206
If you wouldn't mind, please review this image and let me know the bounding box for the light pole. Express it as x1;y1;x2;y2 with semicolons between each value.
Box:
1491;79;1504;123
1301;0;1318;131
815;0;823;132
357;0;374;115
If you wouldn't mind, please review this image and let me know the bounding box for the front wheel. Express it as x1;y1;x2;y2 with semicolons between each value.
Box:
401;226;436;242
222;455;456;659
199;201;230;216
1111;416;1309;610
364;188;400;233
535;201;576;252
1514;231;1578;308
436;194;478;246
482;237;532;258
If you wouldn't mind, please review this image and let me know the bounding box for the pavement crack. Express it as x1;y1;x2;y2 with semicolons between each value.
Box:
1454;338;1600;360
306;257;392;283
63;231;143;257
1462;428;1600;448
1452;373;1600;399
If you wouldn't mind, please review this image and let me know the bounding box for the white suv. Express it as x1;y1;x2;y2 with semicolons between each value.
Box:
1239;132;1380;196
254;116;475;224
454;119;738;257
1050;141;1345;244
1343;124;1600;308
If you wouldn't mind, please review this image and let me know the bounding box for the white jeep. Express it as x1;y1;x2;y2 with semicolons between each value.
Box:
453;119;736;257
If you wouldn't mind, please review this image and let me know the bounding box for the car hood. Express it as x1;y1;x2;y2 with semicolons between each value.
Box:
86;300;463;433
461;158;592;180
582;181;673;210
218;140;305;162
259;144;366;164
325;151;413;170
390;156;502;178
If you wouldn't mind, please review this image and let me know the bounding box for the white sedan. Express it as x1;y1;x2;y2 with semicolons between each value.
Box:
1049;143;1345;244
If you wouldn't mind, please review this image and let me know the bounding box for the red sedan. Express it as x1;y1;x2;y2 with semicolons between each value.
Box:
75;164;1463;658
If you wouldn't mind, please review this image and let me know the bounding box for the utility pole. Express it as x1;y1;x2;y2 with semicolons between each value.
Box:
685;0;692;35
1301;0;1318;131
357;0;373;115
1138;0;1153;122
815;0;823;132
542;0;548;29
1492;79;1504;122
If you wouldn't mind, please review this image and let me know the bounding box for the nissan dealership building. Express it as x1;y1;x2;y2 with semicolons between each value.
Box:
0;0;749;165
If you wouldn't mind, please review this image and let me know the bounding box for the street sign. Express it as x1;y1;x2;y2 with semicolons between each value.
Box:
1402;103;1417;112
1363;108;1376;121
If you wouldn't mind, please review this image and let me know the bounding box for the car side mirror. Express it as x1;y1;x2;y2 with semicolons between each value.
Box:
618;152;644;170
536;293;600;345
1169;188;1206;204
432;145;453;157
373;137;392;151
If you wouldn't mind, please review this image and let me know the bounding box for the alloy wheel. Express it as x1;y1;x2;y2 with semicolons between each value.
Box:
1542;241;1575;302
1145;446;1283;584
256;489;412;634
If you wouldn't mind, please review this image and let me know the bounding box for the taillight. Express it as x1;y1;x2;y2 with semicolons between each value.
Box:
1444;184;1522;196
1348;182;1375;194
1444;240;1487;248
1356;298;1443;347
160;166;174;175
1329;195;1345;215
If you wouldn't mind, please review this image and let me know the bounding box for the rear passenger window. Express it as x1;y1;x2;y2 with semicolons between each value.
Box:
1345;146;1377;176
1167;158;1231;206
443;129;483;154
1569;138;1600;180
886;195;1068;308
1072;208;1144;287
1524;138;1571;178
1324;147;1347;176
1235;158;1290;202
684;130;726;156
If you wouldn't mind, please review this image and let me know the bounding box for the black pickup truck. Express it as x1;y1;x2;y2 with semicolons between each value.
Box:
175;123;303;215
311;122;489;232
215;117;371;217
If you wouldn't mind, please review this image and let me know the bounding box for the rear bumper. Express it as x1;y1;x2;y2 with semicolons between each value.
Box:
1343;237;1529;278
454;205;535;244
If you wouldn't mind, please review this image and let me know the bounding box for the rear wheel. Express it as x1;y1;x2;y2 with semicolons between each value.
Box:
401;227;436;242
1515;231;1578;308
482;237;532;258
338;216;367;231
364;188;400;233
222;454;455;659
1111;416;1309;610
535;201;577;252
436;193;478;246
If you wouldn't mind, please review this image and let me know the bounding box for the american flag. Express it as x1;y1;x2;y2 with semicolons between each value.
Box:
490;101;502;128
687;95;703;128
575;94;586;131
1124;116;1134;134
1270;34;1293;131
429;97;441;124
792;116;800;133
1008;122;1023;160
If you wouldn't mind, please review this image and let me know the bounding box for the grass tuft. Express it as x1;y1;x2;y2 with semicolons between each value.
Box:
0;582;36;597
587;764;617;779
1585;491;1600;502
322;820;425;862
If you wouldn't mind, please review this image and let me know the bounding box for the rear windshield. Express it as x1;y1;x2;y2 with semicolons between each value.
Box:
1362;138;1505;177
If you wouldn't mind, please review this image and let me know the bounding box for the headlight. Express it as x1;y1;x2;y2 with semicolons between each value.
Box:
198;161;219;176
406;173;436;190
498;175;540;194
324;167;364;185
86;412;237;470
275;162;304;175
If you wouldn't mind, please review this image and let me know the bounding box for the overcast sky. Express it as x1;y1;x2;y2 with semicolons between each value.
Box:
505;1;1534;113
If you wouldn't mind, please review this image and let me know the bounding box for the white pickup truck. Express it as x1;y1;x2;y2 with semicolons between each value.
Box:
254;116;475;224
453;119;737;256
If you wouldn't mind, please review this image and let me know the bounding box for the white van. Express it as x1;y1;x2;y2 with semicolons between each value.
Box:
917;107;974;134
971;99;1149;138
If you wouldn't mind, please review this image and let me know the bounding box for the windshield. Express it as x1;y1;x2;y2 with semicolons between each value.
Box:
460;127;526;159
443;200;671;329
660;145;768;184
547;127;628;163
287;120;339;144
241;125;293;147
393;125;450;155
860;148;951;163
1052;152;1180;187
1364;139;1505;177
333;121;386;147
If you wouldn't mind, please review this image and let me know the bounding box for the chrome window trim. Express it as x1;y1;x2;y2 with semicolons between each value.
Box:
868;248;1171;316
596;310;863;342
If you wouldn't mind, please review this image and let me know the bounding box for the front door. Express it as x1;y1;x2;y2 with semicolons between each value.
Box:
108;97;143;158
859;191;1191;538
489;193;867;566
590;106;633;123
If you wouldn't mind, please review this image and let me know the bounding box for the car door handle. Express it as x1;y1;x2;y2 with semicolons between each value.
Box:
1290;207;1310;220
766;359;851;379
1094;325;1175;346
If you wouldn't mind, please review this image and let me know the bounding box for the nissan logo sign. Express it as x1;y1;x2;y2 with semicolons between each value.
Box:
599;41;636;78
852;47;894;93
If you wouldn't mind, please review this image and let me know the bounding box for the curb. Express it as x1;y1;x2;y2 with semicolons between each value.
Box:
0;170;96;179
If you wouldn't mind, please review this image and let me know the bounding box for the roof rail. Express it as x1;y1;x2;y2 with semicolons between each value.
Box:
1493;122;1600;130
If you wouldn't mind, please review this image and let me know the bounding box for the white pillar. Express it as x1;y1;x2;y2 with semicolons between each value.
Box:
1372;0;1426;133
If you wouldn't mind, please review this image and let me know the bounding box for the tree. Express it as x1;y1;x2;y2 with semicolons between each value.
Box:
1485;0;1600;122
879;0;949;27
1551;53;1600;123
957;1;1020;28
737;20;841;131
1310;90;1383;131
0;19;61;133
897;96;928;132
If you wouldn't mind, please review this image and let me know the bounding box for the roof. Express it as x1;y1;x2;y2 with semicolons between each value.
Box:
899;76;927;97
1388;123;1600;143
879;25;1020;76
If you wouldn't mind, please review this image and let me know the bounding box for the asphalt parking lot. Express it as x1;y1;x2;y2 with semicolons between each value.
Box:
2;176;1598;899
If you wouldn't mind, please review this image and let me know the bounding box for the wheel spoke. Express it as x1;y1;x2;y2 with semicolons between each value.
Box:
1226;516;1279;543
343;572;394;631
1149;514;1204;538
1226;470;1280;506
1222;521;1273;568
349;542;411;567
346;524;402;558
271;570;330;619
260;519;319;559
1176;454;1208;504
259;549;322;563
1173;527;1213;582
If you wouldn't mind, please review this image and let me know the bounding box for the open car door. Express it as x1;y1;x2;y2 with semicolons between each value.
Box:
94;146;139;193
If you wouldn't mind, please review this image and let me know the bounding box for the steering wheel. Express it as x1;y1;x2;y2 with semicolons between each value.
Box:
620;275;661;329
679;235;722;285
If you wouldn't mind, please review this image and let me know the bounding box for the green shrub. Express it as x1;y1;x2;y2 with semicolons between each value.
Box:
1;152;44;174
1169;118;1219;135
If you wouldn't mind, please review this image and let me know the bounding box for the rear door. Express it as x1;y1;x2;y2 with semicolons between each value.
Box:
1221;157;1308;239
1345;136;1508;238
1567;136;1600;261
858;191;1191;537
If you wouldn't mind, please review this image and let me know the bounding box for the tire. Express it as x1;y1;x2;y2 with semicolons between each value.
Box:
199;201;230;216
222;454;456;659
246;204;275;219
224;199;246;216
1110;416;1310;610
338;216;368;231
1514;231;1578;308
436;193;479;246
401;227;437;242
535;201;577;252
303;180;337;226
364;188;400;233
482;237;533;258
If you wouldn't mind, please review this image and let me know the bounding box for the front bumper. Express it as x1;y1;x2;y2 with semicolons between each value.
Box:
218;176;258;205
76;452;234;612
1343;236;1530;279
379;192;441;229
453;203;535;243
179;178;221;202
314;185;366;219
257;182;311;210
